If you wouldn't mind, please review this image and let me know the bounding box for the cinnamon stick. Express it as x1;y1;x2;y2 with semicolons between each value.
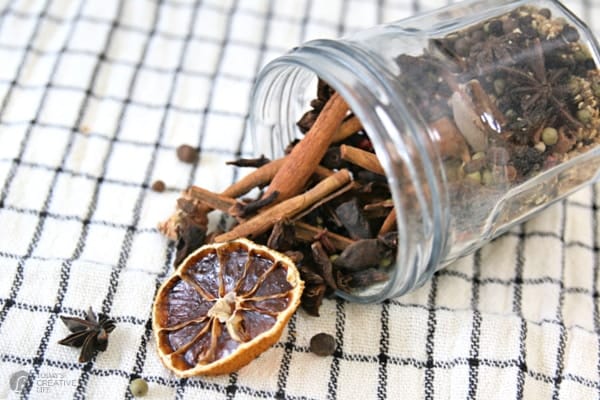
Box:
332;115;362;143
378;207;397;236
339;144;385;175
187;186;236;212
220;157;332;200
215;169;352;242
264;92;349;203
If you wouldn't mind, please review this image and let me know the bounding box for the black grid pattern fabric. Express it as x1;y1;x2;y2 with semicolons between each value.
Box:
1;0;600;398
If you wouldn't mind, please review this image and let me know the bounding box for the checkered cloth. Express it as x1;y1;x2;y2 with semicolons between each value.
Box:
1;0;600;398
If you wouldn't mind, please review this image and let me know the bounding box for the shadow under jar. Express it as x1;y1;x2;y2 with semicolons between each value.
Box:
250;0;600;303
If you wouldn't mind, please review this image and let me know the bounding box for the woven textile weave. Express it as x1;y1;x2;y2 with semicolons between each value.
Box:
1;0;600;398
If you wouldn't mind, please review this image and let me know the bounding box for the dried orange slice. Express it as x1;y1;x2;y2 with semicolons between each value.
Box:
152;238;303;376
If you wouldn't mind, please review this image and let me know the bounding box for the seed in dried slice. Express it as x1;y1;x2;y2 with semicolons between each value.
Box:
152;238;304;376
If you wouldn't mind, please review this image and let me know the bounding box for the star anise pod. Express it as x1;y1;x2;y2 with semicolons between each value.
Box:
468;33;522;76
500;38;582;135
58;307;116;363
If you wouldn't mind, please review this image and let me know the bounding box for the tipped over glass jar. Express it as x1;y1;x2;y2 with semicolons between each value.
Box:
250;0;600;303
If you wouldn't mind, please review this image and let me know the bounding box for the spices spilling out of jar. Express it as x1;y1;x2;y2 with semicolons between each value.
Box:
158;5;600;315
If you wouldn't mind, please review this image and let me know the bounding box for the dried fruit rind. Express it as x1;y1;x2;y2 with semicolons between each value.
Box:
152;238;303;376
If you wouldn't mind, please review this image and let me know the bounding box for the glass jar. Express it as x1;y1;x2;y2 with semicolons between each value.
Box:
250;0;600;303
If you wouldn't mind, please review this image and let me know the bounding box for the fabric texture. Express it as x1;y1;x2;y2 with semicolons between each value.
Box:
0;0;600;398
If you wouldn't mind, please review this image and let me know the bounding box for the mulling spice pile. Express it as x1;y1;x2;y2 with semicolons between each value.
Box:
158;5;600;315
159;88;397;316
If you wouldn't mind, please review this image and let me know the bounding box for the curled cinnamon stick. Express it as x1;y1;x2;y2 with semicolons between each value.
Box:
215;169;352;242
264;92;349;203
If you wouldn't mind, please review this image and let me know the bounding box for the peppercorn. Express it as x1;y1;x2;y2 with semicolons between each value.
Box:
538;8;551;19
562;25;580;42
454;37;470;56
466;171;481;183
310;333;336;356
576;109;592;124
534;141;546;153
129;378;148;397
502;17;518;33
542;127;558;146
487;19;504;36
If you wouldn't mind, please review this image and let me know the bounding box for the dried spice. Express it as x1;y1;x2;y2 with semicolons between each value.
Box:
309;332;336;356
334;198;371;240
152;239;303;376
226;155;270;168
58;307;116;363
176;144;199;164
129;378;149;397
151;180;166;192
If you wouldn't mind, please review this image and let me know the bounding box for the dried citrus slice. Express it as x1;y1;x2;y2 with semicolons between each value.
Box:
152;238;303;376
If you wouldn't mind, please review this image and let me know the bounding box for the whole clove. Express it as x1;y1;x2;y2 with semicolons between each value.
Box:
226;155;270;168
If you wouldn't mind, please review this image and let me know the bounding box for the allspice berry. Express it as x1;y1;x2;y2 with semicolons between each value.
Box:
176;144;199;164
310;333;336;356
151;180;166;192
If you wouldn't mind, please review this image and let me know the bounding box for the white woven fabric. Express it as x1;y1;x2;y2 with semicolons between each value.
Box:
0;0;599;398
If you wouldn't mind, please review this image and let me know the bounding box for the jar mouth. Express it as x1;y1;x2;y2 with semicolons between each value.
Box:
250;40;446;302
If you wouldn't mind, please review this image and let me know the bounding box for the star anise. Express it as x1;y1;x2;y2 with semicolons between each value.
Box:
468;32;522;76
58;307;116;363
500;38;582;135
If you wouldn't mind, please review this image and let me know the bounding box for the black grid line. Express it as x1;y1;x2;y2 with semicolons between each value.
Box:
513;225;527;399
376;300;390;400
593;185;600;390
423;275;439;400
275;313;298;399
327;298;346;400
467;251;482;399
551;202;568;400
